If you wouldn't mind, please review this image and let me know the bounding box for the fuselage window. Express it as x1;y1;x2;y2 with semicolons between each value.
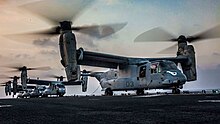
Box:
139;66;146;78
151;63;159;74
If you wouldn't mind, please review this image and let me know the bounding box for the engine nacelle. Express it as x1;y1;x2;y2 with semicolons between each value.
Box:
177;43;197;81
59;30;79;81
4;81;11;96
12;78;18;95
21;70;27;90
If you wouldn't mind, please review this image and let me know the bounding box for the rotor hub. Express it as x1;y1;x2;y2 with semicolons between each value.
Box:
177;35;187;49
177;35;187;43
13;76;19;80
59;76;64;81
60;21;72;31
20;66;27;71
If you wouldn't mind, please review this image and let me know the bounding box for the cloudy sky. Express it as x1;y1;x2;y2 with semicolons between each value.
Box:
0;0;220;97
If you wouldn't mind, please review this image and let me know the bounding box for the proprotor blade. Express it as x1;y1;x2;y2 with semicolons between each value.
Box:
72;23;127;38
28;66;51;71
21;0;94;24
157;44;178;54
0;75;19;79
134;27;176;42
3;64;51;71
45;74;66;81
135;25;220;54
47;74;66;79
0;75;11;79
26;26;61;36
2;64;23;72
187;24;220;43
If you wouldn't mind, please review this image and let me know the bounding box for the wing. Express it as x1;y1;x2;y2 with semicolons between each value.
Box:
146;56;188;63
28;79;82;85
27;79;54;85
62;81;82;85
77;50;195;81
77;50;128;69
77;50;188;68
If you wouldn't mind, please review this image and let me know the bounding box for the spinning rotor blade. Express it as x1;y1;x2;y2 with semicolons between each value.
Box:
4;64;51;71
134;27;176;42
0;75;11;79
4;67;21;72
0;75;20;79
158;25;220;53
26;26;61;36
72;23;127;38
135;25;220;43
157;44;178;54
3;63;23;70
0;82;8;87
20;0;126;39
0;81;12;86
26;23;127;38
47;74;66;79
187;24;220;43
135;25;220;53
27;66;51;71
21;0;94;24
6;70;20;73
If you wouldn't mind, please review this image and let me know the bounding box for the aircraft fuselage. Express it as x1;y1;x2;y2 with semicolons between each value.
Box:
99;60;187;91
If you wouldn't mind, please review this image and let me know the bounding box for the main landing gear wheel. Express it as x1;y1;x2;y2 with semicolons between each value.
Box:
136;89;144;95
172;88;180;94
57;92;64;97
105;88;113;96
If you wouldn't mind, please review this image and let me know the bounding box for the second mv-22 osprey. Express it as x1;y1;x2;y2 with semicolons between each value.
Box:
18;0;220;95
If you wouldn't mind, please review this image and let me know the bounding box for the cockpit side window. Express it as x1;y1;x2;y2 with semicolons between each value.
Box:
151;63;160;74
159;61;177;71
139;66;146;78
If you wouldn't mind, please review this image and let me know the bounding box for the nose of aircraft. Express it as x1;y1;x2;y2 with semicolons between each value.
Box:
162;70;187;85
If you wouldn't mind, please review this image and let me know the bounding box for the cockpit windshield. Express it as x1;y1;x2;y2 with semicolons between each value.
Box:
159;61;177;71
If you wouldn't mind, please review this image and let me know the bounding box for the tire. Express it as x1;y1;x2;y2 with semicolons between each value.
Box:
105;88;113;96
42;94;47;97
136;89;144;95
176;89;180;94
172;88;180;94
58;92;63;97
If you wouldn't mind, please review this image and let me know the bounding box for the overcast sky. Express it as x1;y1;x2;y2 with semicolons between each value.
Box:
0;0;220;97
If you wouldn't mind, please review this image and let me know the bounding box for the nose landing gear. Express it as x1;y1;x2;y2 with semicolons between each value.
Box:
172;88;180;94
136;89;145;95
105;88;113;96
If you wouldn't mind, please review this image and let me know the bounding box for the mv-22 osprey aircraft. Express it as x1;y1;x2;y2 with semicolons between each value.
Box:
1;65;83;97
0;66;50;96
18;0;220;95
80;25;220;95
1;65;90;97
